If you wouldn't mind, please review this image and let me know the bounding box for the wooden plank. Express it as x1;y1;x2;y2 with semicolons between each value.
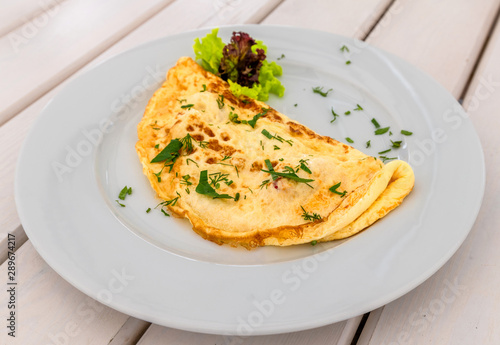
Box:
91;0;282;59
0;0;65;37
366;0;500;98
137;317;364;345
0;241;131;344
0;0;174;127
356;308;383;345
358;10;500;345
261;0;393;38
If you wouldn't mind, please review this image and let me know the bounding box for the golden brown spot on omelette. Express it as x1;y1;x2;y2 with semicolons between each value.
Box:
250;161;263;172
186;125;194;132
206;157;216;164
203;127;215;137
208;139;222;151
222;90;239;105
288;122;303;136
207;139;237;157
221;132;231;141
266;111;283;123
192;134;204;142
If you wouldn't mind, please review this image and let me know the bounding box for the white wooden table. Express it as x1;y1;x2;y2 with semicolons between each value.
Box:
1;0;499;343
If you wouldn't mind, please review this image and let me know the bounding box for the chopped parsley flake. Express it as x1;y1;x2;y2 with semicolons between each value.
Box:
391;140;402;148
297;159;312;174
180;104;194;109
262;129;273;139
247;108;270;128
312;86;332;97
195;170;238;200
186;158;199;167
345;137;354;144
329;182;347;197
354;104;363;111
259;179;270;189
366;140;371;148
150;139;182;163
230;108;270;128
379;155;397;163
180;174;192;186
260;129;293;146
401;130;413;136
375;127;390;135
118;186;132;200
216;95;225;109
340;45;350;53
330;107;339;123
262;159;314;188
371;118;381;128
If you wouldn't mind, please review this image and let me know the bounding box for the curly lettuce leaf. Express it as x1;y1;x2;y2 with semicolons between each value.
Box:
193;29;284;101
193;28;225;75
229;60;284;101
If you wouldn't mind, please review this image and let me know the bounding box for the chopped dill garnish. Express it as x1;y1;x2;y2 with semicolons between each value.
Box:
301;206;321;221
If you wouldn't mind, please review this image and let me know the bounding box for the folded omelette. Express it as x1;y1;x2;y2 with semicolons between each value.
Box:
136;57;415;248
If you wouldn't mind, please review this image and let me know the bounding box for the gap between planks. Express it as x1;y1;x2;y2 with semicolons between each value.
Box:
458;4;500;102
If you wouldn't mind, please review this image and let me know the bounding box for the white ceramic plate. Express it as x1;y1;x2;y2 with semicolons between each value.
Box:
15;25;484;335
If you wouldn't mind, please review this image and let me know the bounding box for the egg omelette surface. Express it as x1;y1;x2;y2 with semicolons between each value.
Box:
136;57;415;249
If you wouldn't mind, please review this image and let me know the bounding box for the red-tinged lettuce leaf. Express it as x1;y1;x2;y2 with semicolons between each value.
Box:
219;31;266;87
